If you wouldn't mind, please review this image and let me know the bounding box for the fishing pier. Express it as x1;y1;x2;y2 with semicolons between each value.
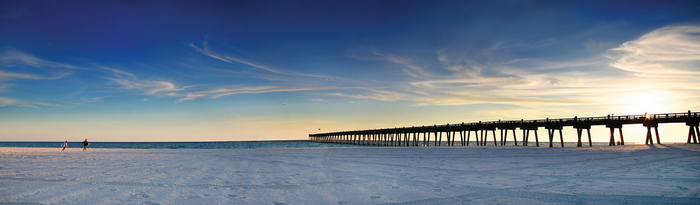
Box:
309;111;700;147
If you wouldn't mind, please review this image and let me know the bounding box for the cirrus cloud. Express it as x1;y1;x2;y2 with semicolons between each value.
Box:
608;25;700;74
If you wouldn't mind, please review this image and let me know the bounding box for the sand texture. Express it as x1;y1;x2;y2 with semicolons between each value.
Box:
1;144;700;204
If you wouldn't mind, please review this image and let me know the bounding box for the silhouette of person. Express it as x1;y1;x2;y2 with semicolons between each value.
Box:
82;139;89;151
61;141;67;151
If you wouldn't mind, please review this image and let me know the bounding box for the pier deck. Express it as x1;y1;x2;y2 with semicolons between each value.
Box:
309;111;700;147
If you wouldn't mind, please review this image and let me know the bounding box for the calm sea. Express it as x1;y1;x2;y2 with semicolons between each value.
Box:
0;140;611;149
0;141;361;149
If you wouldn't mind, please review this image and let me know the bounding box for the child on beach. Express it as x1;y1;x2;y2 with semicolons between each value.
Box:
82;139;89;151
61;141;67;151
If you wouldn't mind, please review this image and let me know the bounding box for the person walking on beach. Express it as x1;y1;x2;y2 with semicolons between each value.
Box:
82;139;89;152
61;141;68;151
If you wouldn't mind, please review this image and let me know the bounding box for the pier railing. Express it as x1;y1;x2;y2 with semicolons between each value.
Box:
309;111;700;147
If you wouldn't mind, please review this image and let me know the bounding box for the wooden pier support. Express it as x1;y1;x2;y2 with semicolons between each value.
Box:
606;123;624;146
423;127;429;146
574;124;592;147
402;128;408;146
687;111;699;144
437;125;443;146
434;125;439;146
545;118;564;148
546;127;564;147
367;133;371;145
444;124;451;146
465;130;478;146
643;120;660;145
474;130;481;146
480;129;497;146
500;128;518;146
413;129;419;146
500;129;504;145
491;129;497;146
520;127;539;147
687;121;699;144
479;130;488;146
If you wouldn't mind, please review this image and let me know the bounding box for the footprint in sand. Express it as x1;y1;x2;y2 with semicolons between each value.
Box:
272;202;289;205
370;195;381;200
185;195;202;199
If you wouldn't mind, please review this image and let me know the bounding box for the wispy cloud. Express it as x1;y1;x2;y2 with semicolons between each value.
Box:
414;93;584;106
190;39;335;80
191;40;283;74
345;48;598;106
178;39;367;102
0;69;72;80
0;70;42;79
0;49;79;107
72;96;111;105
0;49;78;69
0;49;76;80
343;45;611;107
347;47;429;78
180;86;336;101
99;66;187;96
608;25;700;74
326;88;427;102
98;66;136;79
112;79;185;95
0;97;61;107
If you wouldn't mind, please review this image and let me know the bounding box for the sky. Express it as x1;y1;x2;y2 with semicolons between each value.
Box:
1;0;700;142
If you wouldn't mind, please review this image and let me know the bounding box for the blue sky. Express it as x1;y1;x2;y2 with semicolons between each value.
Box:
1;0;699;142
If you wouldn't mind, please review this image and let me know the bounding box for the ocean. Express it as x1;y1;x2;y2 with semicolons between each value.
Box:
0;140;363;149
0;140;612;149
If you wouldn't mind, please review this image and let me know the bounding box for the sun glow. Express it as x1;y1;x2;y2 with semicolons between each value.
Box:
618;92;669;115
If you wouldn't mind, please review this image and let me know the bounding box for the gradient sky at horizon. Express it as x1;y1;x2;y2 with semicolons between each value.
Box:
1;0;700;142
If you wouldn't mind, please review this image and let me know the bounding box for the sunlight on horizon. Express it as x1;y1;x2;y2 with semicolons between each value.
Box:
617;92;675;115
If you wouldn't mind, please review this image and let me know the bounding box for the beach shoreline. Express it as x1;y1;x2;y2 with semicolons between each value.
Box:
2;144;699;204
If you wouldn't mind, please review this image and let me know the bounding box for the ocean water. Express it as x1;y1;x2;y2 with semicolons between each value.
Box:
0;140;361;150
0;140;613;149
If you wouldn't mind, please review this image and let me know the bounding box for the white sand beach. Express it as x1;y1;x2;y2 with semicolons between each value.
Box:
1;144;699;204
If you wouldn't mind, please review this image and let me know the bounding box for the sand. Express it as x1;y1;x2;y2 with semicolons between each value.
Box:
1;144;699;204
